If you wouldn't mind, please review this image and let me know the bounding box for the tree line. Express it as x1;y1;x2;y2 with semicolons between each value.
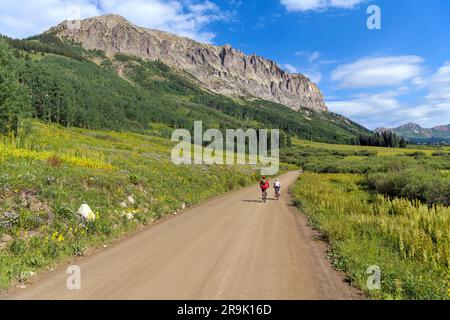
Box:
1;34;84;61
359;131;407;148
0;39;30;135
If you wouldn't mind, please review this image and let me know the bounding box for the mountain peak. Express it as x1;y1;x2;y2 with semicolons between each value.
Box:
46;15;328;112
97;13;127;20
88;13;127;22
380;122;450;143
97;14;138;26
397;122;425;131
433;124;450;132
58;14;141;33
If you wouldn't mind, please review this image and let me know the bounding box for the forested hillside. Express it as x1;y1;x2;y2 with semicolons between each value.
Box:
0;40;29;135
0;34;380;145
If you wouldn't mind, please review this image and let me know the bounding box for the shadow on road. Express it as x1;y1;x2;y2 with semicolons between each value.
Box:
242;198;279;203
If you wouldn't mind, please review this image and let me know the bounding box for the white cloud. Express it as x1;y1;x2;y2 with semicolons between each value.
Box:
281;0;365;12
308;51;320;62
295;50;321;62
282;63;321;83
327;61;450;129
0;0;100;38
98;0;226;42
282;63;299;73
0;0;226;43
326;91;450;129
304;71;322;83
331;55;425;89
427;61;450;102
327;91;401;122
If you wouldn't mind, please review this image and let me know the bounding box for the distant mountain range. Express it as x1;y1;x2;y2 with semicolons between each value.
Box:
375;123;450;144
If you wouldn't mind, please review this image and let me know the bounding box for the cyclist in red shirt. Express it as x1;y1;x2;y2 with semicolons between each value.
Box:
260;176;270;203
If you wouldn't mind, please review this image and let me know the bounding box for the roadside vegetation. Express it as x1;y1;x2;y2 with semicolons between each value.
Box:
0;35;300;292
0;120;295;290
286;141;450;299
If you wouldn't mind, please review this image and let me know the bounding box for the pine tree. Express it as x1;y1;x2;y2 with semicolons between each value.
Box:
286;134;292;147
399;137;407;148
0;39;30;135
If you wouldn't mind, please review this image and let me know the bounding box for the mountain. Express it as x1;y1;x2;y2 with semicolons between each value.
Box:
375;123;450;144
431;124;450;138
0;15;375;145
46;14;327;112
384;123;432;139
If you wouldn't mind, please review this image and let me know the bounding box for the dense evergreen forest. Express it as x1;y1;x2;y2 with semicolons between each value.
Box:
359;131;407;148
0;34;405;147
0;39;30;135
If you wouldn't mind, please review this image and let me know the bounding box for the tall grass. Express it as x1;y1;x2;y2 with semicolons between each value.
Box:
291;173;449;300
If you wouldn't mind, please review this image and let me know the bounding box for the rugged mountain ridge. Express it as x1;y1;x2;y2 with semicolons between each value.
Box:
46;14;327;112
375;123;450;143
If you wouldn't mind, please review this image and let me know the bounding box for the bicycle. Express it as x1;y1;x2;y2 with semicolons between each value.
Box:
274;187;280;200
262;190;267;203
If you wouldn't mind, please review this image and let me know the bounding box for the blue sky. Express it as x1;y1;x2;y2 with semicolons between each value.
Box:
0;0;449;129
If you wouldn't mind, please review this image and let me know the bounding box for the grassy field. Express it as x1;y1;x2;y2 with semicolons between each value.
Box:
293;138;450;156
288;140;450;299
0;120;293;290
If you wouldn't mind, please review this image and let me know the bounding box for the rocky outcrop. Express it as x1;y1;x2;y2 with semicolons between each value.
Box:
47;14;327;112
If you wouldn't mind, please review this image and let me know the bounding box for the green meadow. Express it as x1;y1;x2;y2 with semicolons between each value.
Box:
0;120;294;290
286;141;450;300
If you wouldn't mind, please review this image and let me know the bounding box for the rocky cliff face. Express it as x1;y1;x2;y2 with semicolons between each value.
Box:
47;14;327;112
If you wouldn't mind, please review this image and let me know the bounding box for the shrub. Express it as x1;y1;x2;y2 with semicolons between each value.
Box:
405;151;426;157
238;177;248;187
9;238;27;255
431;151;449;157
114;54;132;62
129;174;140;185
355;150;378;157
365;168;450;206
291;172;450;299
47;155;62;167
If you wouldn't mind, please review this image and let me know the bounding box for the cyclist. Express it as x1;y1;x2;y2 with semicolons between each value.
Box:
260;176;270;202
273;178;281;200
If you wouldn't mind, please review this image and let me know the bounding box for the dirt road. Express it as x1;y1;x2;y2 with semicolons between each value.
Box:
5;171;360;300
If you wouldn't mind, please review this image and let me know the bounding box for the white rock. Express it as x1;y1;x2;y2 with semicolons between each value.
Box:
24;271;36;278
181;203;186;210
127;196;135;205
120;201;127;208
123;212;134;220
77;204;96;221
16;285;27;289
